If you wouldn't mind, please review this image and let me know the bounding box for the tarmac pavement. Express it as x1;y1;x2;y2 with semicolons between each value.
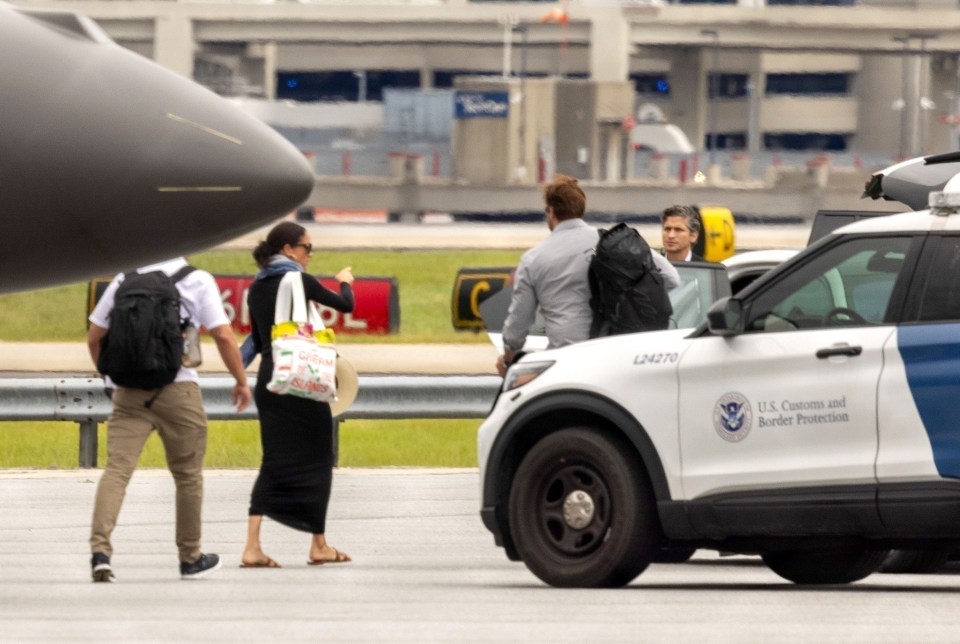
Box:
4;468;960;643
5;468;664;643
0;468;524;642
0;341;499;376
222;220;810;252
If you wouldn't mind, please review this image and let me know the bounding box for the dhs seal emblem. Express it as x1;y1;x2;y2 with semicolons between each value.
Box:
713;392;752;442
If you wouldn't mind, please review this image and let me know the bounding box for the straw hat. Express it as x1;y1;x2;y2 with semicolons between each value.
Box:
330;356;359;418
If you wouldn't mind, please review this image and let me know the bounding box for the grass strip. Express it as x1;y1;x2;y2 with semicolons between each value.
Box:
0;249;523;343
0;419;479;470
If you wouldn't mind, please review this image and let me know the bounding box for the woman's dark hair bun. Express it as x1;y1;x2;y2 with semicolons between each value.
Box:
252;221;306;268
252;240;274;269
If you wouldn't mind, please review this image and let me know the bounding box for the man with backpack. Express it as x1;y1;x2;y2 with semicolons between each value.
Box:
86;257;251;582
496;175;679;375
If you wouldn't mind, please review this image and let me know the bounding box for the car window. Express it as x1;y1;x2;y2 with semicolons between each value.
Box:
917;236;960;322
728;270;765;294
670;263;729;329
744;236;911;332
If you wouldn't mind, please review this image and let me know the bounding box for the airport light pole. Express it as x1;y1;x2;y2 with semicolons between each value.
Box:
513;24;529;181
893;36;909;160
500;15;519;77
701;30;720;167
954;53;960;150
746;80;760;154
910;33;938;156
354;70;367;103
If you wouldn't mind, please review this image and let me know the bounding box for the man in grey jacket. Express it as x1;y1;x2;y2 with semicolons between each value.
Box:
496;175;678;375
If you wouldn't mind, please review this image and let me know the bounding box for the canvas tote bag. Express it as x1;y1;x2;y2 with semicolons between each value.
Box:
266;271;338;402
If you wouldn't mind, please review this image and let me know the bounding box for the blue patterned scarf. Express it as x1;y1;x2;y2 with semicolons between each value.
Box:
240;255;303;366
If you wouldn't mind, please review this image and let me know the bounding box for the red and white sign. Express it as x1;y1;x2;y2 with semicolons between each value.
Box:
215;275;398;335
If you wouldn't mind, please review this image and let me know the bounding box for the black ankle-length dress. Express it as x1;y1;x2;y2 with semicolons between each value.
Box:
246;272;354;533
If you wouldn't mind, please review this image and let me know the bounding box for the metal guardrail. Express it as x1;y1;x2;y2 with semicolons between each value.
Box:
2;376;502;468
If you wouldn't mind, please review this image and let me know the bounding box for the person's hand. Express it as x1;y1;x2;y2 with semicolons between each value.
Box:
496;351;515;377
233;382;252;412
496;354;508;377
335;266;354;285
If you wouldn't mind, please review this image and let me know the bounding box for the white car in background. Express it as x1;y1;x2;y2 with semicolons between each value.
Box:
722;248;799;293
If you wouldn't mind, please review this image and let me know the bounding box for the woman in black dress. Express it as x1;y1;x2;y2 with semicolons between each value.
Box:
241;221;355;568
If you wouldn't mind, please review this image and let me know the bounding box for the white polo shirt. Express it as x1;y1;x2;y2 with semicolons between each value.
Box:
89;258;230;384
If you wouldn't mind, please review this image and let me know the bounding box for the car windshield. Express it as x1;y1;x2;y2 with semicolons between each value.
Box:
744;236;912;332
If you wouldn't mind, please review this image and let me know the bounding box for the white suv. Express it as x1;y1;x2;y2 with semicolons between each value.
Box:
478;189;960;587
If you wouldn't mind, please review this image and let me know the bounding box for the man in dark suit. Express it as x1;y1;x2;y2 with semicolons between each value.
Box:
661;205;704;262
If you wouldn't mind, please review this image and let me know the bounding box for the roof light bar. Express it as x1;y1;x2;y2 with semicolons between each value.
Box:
929;191;960;216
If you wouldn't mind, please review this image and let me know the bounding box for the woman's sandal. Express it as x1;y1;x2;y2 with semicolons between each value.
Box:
240;557;282;568
307;548;351;566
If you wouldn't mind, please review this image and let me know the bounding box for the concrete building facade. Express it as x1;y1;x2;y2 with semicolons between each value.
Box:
20;0;960;164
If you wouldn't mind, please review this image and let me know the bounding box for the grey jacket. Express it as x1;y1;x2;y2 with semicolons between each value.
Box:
502;220;679;353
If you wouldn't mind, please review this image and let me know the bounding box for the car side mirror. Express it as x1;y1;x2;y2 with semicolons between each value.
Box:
707;297;744;336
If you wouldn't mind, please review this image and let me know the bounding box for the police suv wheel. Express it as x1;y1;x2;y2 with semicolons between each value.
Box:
762;547;889;585
508;427;659;588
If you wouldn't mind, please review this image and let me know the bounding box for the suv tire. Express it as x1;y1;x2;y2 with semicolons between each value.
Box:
508;427;659;588
762;547;889;584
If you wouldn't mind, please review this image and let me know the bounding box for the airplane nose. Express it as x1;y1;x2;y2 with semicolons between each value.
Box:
112;78;318;246
0;6;316;292
44;39;317;246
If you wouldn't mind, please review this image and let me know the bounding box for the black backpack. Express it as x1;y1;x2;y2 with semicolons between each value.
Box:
97;266;195;390
589;223;672;338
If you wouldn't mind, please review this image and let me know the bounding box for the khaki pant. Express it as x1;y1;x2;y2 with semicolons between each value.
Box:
89;382;208;563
